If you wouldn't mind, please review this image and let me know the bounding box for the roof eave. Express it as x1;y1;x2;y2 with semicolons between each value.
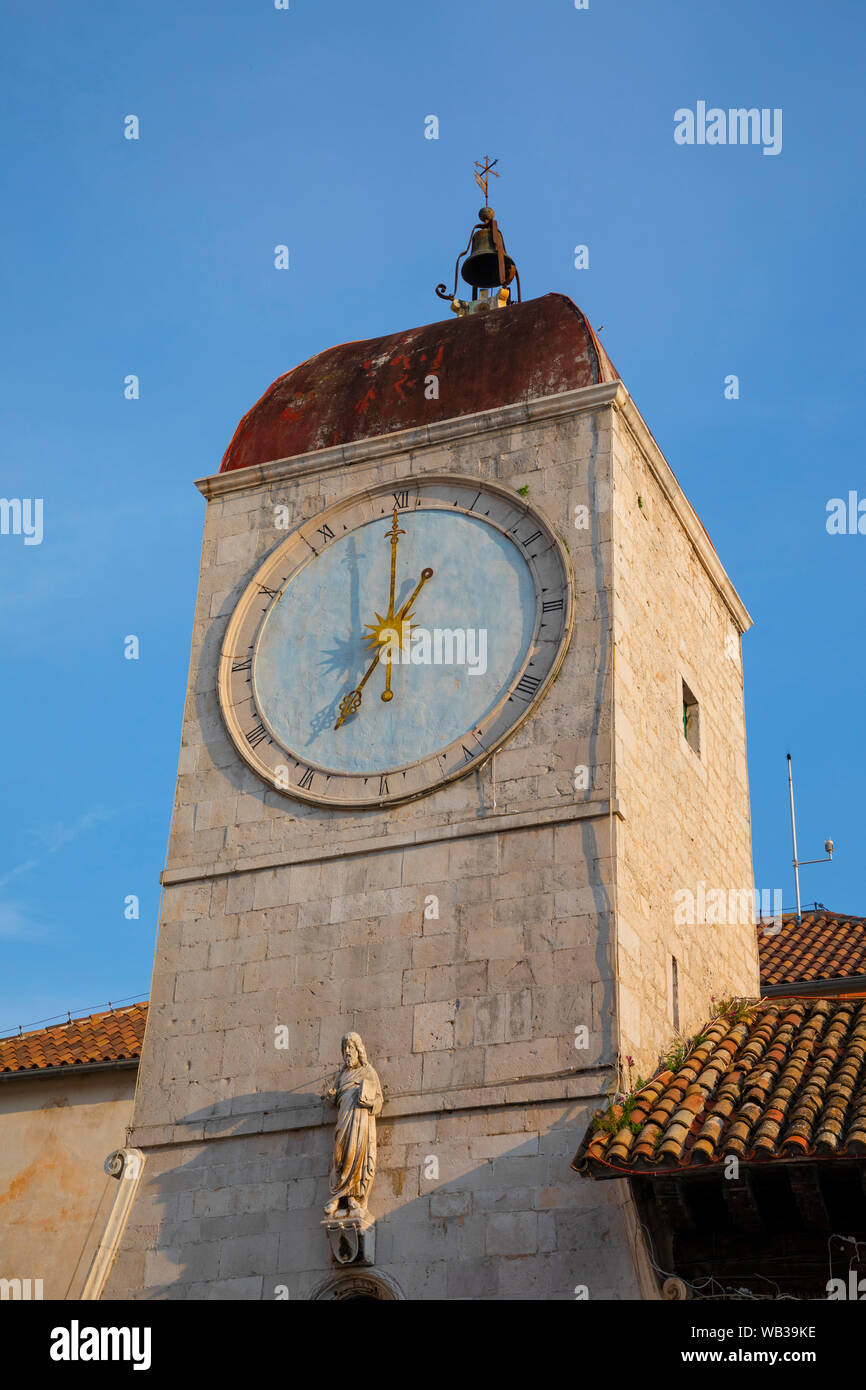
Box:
762;975;866;997
576;1150;866;1180
0;1057;140;1083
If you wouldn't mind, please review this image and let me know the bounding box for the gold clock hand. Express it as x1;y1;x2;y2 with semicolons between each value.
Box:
335;567;435;729
334;651;382;730
380;566;435;705
382;658;394;703
385;508;405;619
336;516;404;729
396;567;434;623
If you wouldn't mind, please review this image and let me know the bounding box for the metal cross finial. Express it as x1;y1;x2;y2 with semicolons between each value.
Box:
473;156;499;204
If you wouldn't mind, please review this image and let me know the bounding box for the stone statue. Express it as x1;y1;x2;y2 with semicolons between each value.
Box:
323;1032;383;1218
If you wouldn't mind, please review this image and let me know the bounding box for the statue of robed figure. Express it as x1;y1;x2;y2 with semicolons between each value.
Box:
323;1032;383;1218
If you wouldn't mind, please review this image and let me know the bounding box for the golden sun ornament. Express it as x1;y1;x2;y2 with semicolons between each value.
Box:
363;611;416;703
333;508;435;727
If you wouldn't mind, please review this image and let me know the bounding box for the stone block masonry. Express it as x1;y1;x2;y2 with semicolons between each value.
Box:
107;377;753;1301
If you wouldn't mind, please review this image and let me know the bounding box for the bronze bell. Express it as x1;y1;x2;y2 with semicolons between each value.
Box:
460;207;517;291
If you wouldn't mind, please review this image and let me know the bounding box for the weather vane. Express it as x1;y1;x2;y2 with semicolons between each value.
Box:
473;156;499;205
435;157;520;310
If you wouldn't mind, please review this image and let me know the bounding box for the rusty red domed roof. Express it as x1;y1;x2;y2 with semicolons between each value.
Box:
220;292;617;473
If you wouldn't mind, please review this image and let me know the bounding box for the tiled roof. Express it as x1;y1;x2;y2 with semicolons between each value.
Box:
759;909;866;989
575;997;866;1175
0;1002;148;1075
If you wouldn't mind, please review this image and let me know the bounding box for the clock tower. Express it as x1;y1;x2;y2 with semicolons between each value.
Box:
104;210;758;1301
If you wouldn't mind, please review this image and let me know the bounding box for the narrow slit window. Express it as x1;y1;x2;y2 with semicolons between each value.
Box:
671;955;680;1032
682;680;700;756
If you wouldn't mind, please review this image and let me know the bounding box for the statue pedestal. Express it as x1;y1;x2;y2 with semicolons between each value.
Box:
322;1211;375;1267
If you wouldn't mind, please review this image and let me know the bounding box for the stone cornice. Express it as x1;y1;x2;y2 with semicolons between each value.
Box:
127;1065;615;1150
161;794;624;886
196;377;751;633
195;380;622;499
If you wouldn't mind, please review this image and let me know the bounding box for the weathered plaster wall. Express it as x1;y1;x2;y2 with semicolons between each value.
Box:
0;1069;135;1300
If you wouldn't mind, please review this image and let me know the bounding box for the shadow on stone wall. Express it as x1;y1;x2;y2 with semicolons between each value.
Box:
108;1084;643;1302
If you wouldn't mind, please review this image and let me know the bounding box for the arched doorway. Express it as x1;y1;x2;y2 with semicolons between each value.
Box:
310;1271;404;1301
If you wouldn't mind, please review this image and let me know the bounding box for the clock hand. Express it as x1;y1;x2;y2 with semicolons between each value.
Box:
385;508;405;620
334;650;382;729
396;567;433;624
380;566;435;704
335;567;434;729
335;515;402;729
380;508;406;707
380;569;433;706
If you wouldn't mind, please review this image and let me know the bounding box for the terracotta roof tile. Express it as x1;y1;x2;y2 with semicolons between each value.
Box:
759;909;866;988
0;1002;148;1075
574;998;866;1176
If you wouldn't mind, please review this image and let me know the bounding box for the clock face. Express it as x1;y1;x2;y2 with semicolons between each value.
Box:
218;475;573;808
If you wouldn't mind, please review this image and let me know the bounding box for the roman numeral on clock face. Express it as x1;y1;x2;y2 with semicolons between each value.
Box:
219;477;573;808
515;673;541;698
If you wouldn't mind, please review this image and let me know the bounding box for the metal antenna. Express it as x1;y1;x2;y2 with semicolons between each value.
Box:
786;753;834;925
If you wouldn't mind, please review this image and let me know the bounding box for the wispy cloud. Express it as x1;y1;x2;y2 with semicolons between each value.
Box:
0;902;44;940
0;808;115;891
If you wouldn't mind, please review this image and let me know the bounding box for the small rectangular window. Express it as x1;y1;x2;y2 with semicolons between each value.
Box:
671;955;680;1032
682;680;700;755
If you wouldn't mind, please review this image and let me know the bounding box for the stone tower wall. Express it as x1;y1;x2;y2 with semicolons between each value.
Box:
609;398;757;1077
107;380;750;1300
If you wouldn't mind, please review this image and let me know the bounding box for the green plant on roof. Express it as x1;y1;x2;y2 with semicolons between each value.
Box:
660;997;754;1074
663;1031;706;1073
592;1055;648;1135
591;1094;644;1137
620;1053;635;1095
709;995;753;1026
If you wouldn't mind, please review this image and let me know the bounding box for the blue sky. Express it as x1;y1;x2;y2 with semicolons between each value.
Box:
1;0;863;1031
